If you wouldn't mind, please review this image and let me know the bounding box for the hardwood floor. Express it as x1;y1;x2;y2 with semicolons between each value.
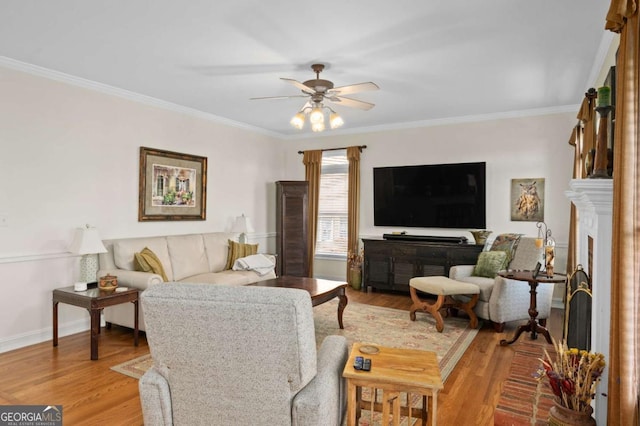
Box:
0;287;563;425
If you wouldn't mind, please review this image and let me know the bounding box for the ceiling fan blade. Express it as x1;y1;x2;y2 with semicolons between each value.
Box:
329;82;379;96
250;95;308;101
281;78;315;94
328;96;375;111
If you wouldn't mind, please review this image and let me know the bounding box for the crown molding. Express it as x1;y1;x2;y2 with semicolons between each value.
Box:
282;104;580;140
1;55;582;142
0;56;282;139
586;30;616;87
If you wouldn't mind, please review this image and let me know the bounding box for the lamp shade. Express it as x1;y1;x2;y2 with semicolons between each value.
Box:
329;111;344;129
290;112;305;129
309;106;324;124
69;225;107;255
311;121;325;132
231;214;254;234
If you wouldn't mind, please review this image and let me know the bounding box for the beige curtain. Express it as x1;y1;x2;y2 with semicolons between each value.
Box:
346;147;361;279
567;93;595;276
576;92;597;177
566;124;583;273
302;150;322;277
605;1;639;424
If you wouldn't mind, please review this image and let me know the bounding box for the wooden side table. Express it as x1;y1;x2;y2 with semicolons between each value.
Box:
343;342;443;426
52;284;139;360
497;270;566;346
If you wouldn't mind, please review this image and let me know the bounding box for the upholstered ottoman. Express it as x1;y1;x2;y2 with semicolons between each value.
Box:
409;276;480;332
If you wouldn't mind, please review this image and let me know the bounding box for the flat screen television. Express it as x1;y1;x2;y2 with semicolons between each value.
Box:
373;162;486;229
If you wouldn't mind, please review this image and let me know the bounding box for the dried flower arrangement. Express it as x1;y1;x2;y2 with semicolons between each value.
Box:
347;249;364;269
536;339;606;413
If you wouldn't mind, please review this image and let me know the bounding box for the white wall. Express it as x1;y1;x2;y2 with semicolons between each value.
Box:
0;63;578;352
287;113;575;303
0;66;285;352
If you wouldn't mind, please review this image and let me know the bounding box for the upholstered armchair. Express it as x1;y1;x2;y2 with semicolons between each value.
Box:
449;237;554;332
139;283;348;426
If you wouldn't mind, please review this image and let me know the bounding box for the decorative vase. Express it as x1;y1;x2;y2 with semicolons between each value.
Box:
470;230;492;245
349;267;362;291
548;402;596;426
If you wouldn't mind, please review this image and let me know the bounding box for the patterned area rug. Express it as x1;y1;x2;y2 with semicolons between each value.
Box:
111;299;479;383
494;339;557;425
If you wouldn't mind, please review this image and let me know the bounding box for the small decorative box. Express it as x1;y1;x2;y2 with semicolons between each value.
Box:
99;274;118;290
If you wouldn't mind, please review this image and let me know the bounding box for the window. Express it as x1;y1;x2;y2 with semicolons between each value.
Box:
315;150;349;258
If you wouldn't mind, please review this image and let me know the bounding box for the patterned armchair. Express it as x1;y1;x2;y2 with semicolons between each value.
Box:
450;236;554;331
139;283;348;426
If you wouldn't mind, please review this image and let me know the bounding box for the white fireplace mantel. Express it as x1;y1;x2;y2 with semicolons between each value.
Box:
565;178;613;424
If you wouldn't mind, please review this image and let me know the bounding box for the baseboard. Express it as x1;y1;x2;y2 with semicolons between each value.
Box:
314;274;346;282
552;297;564;310
0;318;90;354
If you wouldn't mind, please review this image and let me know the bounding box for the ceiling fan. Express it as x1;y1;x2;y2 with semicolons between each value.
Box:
251;63;379;131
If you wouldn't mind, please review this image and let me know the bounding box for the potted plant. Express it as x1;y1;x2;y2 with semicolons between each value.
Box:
537;339;605;425
347;249;364;291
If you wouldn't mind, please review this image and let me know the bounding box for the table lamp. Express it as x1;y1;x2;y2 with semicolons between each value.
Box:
69;224;108;285
231;214;254;244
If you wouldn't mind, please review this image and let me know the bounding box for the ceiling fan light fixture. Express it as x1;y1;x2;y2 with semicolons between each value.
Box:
252;63;378;132
329;111;344;129
309;106;324;124
290;112;305;129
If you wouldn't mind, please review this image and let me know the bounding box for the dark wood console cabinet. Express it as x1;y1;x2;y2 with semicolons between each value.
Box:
362;238;483;293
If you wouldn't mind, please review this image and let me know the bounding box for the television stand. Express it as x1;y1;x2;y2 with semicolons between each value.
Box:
382;234;468;244
363;238;482;293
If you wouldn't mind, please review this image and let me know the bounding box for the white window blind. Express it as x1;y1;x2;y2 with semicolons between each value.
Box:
315;150;348;257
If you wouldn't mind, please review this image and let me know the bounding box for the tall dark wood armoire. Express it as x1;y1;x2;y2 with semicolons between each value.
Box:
276;181;309;277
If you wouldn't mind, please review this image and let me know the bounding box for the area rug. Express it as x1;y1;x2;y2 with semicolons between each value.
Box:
494;339;557;426
112;299;479;383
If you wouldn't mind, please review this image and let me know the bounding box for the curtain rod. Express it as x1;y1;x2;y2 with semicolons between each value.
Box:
297;145;367;154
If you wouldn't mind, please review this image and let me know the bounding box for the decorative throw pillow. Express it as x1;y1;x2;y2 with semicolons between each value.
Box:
134;247;169;281
490;233;522;266
472;250;508;278
225;240;259;270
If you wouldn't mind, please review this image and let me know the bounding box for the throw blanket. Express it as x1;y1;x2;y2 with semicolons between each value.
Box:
232;254;275;276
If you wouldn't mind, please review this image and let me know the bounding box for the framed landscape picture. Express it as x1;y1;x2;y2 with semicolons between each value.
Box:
510;178;545;222
139;147;207;221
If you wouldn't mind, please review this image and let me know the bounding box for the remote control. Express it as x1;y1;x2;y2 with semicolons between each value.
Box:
354;356;364;370
362;358;371;371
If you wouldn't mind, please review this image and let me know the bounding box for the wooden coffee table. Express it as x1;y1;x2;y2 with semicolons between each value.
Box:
250;276;348;329
343;342;443;426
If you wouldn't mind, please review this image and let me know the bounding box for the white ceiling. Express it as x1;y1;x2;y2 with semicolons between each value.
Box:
0;1;612;138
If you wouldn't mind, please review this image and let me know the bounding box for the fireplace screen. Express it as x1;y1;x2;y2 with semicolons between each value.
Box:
564;264;592;351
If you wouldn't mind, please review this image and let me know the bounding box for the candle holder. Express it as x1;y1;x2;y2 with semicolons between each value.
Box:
591;105;613;179
545;238;556;278
536;221;555;277
583;88;598;177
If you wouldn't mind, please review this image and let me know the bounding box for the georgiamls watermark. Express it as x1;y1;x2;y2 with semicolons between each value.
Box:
0;405;62;426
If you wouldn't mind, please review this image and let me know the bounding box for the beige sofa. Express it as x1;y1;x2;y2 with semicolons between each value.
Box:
97;232;276;331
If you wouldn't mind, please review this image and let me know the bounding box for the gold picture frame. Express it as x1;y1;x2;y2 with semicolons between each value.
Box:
139;147;207;221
